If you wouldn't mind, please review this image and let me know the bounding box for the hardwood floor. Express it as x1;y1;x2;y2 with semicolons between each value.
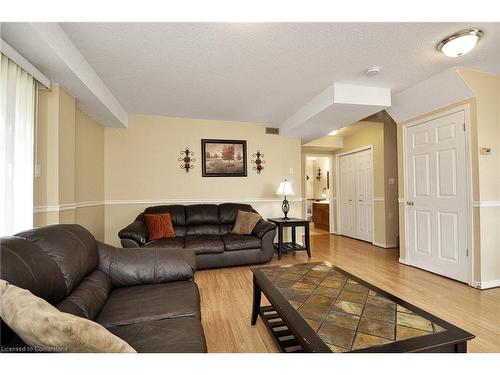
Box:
310;223;329;236
195;234;500;353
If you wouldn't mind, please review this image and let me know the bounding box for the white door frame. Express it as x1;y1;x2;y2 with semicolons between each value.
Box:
335;145;375;244
402;104;473;285
303;153;335;233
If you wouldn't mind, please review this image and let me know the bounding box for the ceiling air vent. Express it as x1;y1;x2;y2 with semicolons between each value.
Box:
265;127;279;135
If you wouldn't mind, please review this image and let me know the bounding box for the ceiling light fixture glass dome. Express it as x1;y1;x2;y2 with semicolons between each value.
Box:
437;29;483;58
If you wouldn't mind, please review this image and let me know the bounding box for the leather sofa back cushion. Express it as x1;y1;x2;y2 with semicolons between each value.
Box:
14;224;98;295
144;214;176;241
144;205;186;226
186;224;221;236
219;203;255;224
0;280;136;353
0;236;67;304
186;204;219;225
232;210;262;235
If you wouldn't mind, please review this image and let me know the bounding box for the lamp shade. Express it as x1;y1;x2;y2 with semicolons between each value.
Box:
275;180;295;196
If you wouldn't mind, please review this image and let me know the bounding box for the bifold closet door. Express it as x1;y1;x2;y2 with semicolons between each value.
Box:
339;149;373;242
355;150;373;242
339;154;356;237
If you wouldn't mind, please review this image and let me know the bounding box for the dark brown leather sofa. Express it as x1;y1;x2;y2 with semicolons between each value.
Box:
118;203;277;269
0;224;206;353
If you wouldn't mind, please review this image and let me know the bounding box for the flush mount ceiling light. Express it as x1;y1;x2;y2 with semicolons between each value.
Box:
328;129;339;136
437;28;483;57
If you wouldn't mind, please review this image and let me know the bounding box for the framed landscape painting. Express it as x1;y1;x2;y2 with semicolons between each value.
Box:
201;139;247;177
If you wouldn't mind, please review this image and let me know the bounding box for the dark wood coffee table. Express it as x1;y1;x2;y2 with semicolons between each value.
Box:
251;262;474;353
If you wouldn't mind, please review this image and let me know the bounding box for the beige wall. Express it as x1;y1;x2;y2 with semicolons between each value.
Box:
33;85;105;240
74;109;105;240
34;84;76;226
459;70;500;284
104;115;302;246
383;117;399;247
397;70;500;285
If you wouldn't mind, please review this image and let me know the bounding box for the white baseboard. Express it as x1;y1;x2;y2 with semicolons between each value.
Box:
398;262;499;290
470;279;500;290
372;241;397;249
398;258;410;265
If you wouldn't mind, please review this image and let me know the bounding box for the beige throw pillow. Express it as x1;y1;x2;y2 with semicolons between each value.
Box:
0;279;136;353
232;210;261;235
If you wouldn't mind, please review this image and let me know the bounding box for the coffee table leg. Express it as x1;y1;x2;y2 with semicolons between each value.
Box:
455;342;467;353
305;223;311;258
251;275;261;325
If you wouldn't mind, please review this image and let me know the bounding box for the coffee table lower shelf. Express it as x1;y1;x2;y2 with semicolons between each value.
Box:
258;305;305;353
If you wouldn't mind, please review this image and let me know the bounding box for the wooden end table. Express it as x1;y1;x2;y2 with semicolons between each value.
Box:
267;218;311;260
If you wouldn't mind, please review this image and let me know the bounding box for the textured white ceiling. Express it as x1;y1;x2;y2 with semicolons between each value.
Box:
58;22;499;126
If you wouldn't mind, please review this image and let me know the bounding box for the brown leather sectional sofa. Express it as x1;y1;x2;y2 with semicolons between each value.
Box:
0;224;206;353
118;203;277;269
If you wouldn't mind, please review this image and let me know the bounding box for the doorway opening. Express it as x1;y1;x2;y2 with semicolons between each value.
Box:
305;155;331;235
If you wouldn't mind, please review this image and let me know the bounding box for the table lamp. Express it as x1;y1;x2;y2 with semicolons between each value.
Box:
276;179;295;219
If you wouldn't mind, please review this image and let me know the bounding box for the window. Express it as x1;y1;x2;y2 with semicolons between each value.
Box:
0;53;36;236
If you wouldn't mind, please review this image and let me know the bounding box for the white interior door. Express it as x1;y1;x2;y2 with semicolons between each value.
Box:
340;154;356;237
339;149;373;242
355;150;373;242
405;110;469;283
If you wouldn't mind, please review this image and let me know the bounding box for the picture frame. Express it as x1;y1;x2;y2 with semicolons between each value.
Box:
201;139;247;177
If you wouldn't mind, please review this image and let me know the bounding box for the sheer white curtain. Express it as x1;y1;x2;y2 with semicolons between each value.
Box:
0;53;36;236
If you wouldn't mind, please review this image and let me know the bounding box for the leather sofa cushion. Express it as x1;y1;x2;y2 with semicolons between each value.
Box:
97;244;196;287
15;224;98;294
108;316;206;353
0;236;67;304
222;234;261;251
144;205;186;226
144;237;185;249
184;235;224;254
185;204;219;225
57;270;111;320
173;226;187;237
186;224;220;236
219;203;255;224
96;281;200;328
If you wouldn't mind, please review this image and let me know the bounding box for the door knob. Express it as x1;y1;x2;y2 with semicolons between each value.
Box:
407;201;415;206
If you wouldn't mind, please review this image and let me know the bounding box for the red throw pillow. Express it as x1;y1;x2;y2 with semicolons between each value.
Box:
144;213;175;241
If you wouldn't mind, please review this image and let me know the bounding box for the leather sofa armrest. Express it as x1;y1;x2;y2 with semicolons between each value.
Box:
118;220;148;246
252;219;277;238
96;242;196;287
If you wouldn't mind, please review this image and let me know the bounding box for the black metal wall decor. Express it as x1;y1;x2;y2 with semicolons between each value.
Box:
179;147;195;172
251;150;265;174
316;168;322;181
